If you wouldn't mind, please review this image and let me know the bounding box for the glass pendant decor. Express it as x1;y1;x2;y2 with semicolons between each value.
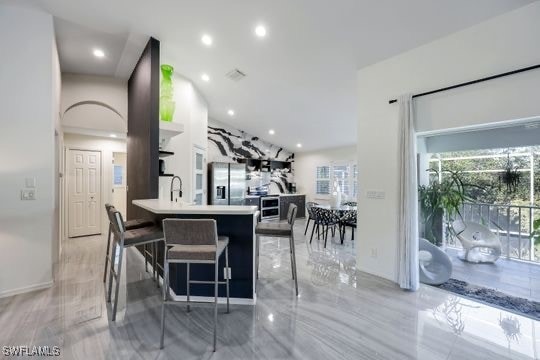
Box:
160;64;175;122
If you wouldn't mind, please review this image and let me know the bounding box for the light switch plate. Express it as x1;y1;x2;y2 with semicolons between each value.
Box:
21;189;36;200
366;190;385;199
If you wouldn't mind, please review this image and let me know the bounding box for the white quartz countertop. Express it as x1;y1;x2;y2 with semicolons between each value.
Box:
133;199;258;215
246;193;304;198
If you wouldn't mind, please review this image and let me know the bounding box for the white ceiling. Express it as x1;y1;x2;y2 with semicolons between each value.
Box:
16;0;534;152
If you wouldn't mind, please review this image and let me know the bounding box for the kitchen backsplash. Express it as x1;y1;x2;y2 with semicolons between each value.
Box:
208;118;295;194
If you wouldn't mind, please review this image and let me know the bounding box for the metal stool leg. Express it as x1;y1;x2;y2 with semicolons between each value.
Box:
144;244;149;273
186;263;191;312
290;234;299;296
160;259;169;349
225;247;230;313
112;244;125;321
213;260;218;352
107;241;117;303
153;242;159;287
103;224;112;283
289;238;295;280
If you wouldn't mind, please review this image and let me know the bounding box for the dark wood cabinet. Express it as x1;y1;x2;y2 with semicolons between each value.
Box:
280;195;306;220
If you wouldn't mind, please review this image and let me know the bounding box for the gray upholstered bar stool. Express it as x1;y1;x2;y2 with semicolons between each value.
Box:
103;204;157;284
106;207;164;321
255;204;298;295
160;219;230;352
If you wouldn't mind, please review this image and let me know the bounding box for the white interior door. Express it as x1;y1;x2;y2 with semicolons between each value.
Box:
112;152;127;217
68;149;101;237
193;147;206;205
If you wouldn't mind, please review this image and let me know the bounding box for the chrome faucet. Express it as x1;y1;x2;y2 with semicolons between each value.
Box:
170;176;183;202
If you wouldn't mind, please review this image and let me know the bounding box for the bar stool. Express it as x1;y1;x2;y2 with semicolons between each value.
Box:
255;204;298;295
160;219;230;352
106;207;164;321
103;204;156;284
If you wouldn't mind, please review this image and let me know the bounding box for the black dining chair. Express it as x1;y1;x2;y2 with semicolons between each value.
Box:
339;209;357;243
310;207;340;248
304;202;319;235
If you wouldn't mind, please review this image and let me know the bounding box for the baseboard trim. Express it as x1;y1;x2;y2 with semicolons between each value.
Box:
131;247;256;306
0;280;54;299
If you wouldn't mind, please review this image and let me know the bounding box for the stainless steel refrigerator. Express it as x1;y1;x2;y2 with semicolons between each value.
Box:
209;162;246;205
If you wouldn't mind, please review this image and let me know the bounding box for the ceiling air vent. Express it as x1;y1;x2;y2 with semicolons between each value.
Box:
225;68;246;82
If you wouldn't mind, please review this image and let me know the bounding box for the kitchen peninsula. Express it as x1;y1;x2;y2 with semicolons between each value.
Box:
133;199;259;304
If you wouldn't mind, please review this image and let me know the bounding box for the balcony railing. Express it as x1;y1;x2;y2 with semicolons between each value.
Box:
446;202;540;263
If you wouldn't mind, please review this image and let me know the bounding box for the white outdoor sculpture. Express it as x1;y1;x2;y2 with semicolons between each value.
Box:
452;220;502;263
419;238;453;285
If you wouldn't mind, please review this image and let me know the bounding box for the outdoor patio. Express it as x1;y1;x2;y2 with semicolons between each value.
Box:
446;248;540;303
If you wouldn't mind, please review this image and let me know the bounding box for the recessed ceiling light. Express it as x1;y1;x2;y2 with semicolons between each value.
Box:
268;129;275;135
296;143;302;148
201;34;213;46
265;149;270;153
110;134;117;138
201;73;210;82
227;109;235;116
255;25;267;38
93;49;105;58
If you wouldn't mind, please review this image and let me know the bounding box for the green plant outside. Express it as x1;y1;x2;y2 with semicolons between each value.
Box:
419;169;482;246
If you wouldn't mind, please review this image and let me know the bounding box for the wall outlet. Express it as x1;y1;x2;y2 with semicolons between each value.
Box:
223;267;232;280
370;248;378;258
21;189;36;200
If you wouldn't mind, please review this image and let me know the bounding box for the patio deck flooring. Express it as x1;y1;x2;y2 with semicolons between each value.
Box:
446;248;540;303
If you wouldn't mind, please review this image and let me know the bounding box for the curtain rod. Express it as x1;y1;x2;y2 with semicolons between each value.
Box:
388;63;540;104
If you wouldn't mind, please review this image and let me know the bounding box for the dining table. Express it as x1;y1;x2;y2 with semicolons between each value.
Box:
313;204;357;213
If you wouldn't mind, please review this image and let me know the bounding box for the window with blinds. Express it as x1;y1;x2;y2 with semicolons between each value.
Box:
333;165;350;195
316;166;330;194
315;162;357;197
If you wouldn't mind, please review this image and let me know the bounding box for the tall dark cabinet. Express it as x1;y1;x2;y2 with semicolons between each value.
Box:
127;37;160;220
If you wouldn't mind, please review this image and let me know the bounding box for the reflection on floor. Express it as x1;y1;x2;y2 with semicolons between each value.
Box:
447;247;540;303
0;219;539;359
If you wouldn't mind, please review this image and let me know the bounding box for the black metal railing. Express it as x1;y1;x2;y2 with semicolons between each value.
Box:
446;202;540;263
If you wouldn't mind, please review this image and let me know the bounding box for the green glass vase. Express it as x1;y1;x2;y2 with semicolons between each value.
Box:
160;64;175;122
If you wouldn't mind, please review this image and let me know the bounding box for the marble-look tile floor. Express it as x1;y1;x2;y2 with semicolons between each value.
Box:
1;219;539;359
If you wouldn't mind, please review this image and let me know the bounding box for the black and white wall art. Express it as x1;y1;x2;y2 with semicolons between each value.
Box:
208;119;295;194
208;119;294;163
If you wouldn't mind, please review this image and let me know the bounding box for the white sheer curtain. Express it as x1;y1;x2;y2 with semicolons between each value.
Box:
397;94;419;291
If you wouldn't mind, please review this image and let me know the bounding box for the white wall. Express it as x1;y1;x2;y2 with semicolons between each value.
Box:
158;73;208;204
295;145;357;203
0;5;59;297
61;73;127;136
52;34;63;265
63;134;127;234
357;2;540;282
